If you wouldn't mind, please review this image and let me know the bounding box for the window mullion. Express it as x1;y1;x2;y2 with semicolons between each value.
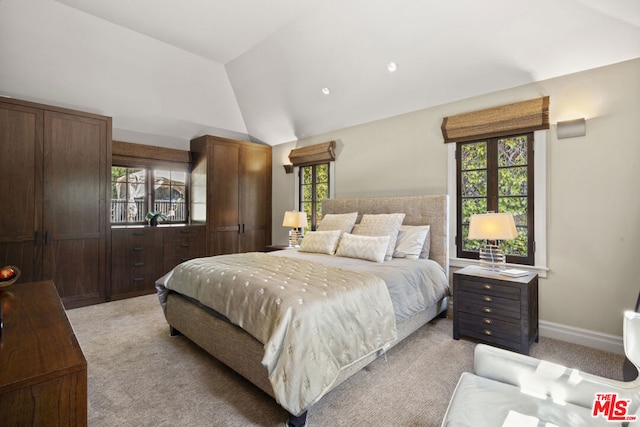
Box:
148;167;154;215
486;138;499;212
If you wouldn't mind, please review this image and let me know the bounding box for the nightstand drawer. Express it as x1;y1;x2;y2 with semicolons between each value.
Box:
458;290;521;319
458;312;521;342
456;279;520;299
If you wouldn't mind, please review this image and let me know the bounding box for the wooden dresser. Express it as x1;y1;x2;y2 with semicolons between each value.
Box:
111;225;206;300
0;281;87;425
453;265;539;354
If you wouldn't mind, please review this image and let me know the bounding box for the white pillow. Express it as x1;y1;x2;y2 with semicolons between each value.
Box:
353;213;405;261
419;225;431;259
335;233;390;263
298;230;341;255
316;212;358;236
394;225;430;259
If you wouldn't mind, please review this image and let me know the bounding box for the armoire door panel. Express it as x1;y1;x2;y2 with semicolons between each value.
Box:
45;112;105;236
43;110;108;304
0;102;43;282
239;144;271;252
210;143;240;229
209;231;238;256
239;145;270;229
46;238;103;308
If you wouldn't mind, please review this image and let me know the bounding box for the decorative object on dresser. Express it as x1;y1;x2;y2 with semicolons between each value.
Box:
190;135;272;256
467;212;518;271
0;265;20;288
0;281;87;425
453;265;538;354
0;97;111;309
145;212;167;227
282;211;308;247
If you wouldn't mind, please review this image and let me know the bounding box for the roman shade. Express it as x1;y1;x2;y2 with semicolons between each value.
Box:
441;96;550;143
288;141;335;167
112;140;191;169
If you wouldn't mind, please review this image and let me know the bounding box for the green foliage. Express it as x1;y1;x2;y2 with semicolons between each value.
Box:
299;163;330;232
460;136;530;257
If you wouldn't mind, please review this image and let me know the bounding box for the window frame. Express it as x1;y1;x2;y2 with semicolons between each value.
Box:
447;130;548;277
456;132;535;265
294;162;335;231
111;164;190;225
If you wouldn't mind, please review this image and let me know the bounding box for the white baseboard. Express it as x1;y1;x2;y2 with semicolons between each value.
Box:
539;320;624;355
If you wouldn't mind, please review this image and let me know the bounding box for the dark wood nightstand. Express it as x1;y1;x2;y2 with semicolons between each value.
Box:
453;265;539;354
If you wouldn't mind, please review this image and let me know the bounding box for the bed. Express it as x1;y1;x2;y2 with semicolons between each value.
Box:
156;195;450;426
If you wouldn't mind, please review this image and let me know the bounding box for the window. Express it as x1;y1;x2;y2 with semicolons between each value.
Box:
456;133;534;265
299;163;330;231
111;166;188;224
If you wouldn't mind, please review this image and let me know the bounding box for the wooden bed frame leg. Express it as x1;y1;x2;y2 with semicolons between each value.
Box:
287;411;307;427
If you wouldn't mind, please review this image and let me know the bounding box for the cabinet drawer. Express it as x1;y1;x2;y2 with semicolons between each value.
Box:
163;226;205;242
457;278;520;299
112;228;163;247
458;312;522;344
112;245;162;267
458;290;521;319
163;240;205;258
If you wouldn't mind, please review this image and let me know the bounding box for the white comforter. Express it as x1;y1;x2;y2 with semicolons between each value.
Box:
160;252;397;416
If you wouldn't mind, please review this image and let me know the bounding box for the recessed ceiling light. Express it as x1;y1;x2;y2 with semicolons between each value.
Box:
321;87;331;95
387;62;398;72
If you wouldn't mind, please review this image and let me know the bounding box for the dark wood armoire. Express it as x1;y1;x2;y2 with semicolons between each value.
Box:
0;97;111;308
190;135;272;255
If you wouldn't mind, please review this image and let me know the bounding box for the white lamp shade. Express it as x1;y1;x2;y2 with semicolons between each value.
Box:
468;212;518;240
282;211;308;228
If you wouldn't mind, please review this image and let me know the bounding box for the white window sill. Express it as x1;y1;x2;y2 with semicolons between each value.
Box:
449;257;549;278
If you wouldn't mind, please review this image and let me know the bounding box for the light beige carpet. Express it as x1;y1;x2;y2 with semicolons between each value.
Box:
66;294;625;426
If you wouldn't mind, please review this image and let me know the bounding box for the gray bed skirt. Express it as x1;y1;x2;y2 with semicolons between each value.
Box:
164;291;449;402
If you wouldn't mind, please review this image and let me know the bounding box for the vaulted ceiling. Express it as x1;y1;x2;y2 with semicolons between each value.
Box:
52;0;640;145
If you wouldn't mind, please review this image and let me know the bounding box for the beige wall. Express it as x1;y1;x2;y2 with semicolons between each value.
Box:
272;58;640;337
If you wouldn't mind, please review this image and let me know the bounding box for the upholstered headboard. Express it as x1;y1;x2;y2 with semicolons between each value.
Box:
322;195;449;276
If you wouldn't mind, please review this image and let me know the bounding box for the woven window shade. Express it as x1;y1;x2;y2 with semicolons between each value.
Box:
112;140;191;169
441;96;550;143
288;140;336;167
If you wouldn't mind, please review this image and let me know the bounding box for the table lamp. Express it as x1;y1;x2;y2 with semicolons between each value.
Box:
282;211;308;247
468;212;518;271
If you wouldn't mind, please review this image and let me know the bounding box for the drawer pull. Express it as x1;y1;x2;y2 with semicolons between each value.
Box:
133;247;145;252
133;231;145;236
180;230;192;234
482;329;493;336
133;262;144;267
482;307;492;313
483;296;493;302
180;243;190;248
133;277;145;282
483;284;492;290
482;318;492;324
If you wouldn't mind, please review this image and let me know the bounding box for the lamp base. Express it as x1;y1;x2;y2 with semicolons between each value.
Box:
478;244;506;272
288;229;302;247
